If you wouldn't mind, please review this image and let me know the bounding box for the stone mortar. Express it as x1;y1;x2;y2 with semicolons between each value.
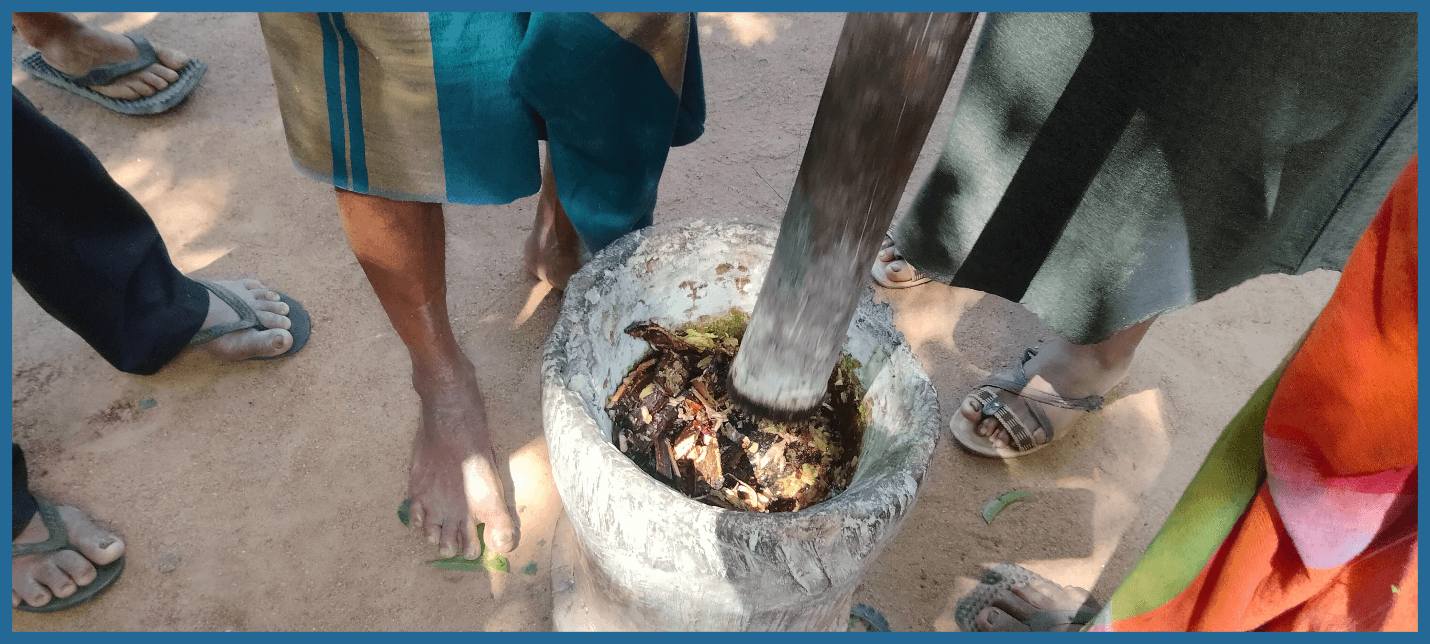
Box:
542;219;941;631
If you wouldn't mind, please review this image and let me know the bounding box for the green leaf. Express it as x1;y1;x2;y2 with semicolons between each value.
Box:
521;562;538;575
429;555;508;573
484;552;510;573
397;498;412;527
139;398;157;410
1391;584;1400;594
982;491;1030;524
424;523;509;573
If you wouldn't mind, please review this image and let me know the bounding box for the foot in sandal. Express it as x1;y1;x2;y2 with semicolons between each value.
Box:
12;500;125;612
950;319;1154;458
871;234;932;289
955;563;1101;632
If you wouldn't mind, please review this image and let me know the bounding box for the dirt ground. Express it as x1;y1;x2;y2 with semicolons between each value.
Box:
10;13;1338;631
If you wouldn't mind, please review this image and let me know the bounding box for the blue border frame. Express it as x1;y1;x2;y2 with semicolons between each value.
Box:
2;1;1423;637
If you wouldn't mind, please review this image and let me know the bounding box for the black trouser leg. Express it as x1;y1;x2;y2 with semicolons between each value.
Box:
11;87;208;375
13;443;38;539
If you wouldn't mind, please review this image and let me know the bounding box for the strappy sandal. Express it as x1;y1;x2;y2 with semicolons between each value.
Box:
12;499;125;613
954;563;1101;632
871;234;932;289
951;348;1103;458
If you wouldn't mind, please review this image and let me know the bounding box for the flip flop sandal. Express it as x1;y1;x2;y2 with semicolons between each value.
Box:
871;234;932;289
954;563;1100;632
12;499;125;613
187;279;312;359
20;34;207;116
950;348;1104;458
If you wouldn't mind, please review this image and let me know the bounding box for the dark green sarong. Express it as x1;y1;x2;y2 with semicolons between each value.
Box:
896;13;1416;344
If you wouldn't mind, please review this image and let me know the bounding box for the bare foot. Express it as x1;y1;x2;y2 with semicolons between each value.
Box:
871;235;931;288
16;13;190;100
407;360;518;558
522;156;584;291
974;577;1095;632
953;319;1154;456
183;279;294;361
12;504;124;610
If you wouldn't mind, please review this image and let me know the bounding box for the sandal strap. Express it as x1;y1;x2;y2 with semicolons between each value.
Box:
62;35;158;87
187;279;261;346
970;387;1041;452
986;348;1104;412
12;499;70;557
969;347;1111;453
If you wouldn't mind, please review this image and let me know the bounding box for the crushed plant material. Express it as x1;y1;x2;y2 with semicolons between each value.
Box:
607;310;869;513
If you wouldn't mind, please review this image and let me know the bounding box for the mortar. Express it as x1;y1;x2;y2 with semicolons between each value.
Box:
542;219;940;631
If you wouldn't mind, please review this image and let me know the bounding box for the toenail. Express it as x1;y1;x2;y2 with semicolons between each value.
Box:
98;538;116;549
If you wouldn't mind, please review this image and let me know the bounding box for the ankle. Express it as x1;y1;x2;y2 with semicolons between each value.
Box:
410;357;477;397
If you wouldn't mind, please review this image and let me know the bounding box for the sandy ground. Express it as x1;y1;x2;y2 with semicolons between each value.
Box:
10;13;1339;631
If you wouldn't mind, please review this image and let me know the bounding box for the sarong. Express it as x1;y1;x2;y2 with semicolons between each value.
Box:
896;13;1416;344
260;12;705;252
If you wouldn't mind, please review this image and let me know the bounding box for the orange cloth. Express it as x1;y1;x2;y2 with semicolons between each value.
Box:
1115;157;1418;631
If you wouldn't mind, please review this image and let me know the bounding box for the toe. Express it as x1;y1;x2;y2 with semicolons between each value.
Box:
422;515;442;547
52;549;98;588
14;576;51;609
255;310;293;331
461;520;482;560
258;329;293;355
959;397;983;422
252;299;291;316
986;423;1010;447
438;523;460;559
155;46;191;71
58;507;124;566
484;518;517;554
989;586;1041;622
99;82;142;101
1009;583;1056;615
136;69;170;92
34;560;77;599
409;501;426;530
149;62;180;84
975;416;999;438
877;246;896;262
975;607;1030;632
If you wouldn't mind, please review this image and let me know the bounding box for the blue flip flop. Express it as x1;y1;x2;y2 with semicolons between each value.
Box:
187;279;311;359
12;499;125;613
20;34;206;115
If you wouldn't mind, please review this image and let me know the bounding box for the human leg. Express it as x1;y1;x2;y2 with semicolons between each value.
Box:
11;444;126;611
335;189;518;558
13;12;191;101
11;87;296;374
951;318;1155;458
522;148;585;291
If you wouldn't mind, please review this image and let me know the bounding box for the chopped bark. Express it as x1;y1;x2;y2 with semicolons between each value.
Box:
608;310;868;513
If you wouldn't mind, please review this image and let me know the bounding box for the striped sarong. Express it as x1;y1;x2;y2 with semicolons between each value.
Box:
259;12;704;252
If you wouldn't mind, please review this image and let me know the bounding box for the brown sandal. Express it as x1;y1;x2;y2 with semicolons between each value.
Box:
950;348;1104;458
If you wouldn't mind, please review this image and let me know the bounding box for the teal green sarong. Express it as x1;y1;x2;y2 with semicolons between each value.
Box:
260;12;705;252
